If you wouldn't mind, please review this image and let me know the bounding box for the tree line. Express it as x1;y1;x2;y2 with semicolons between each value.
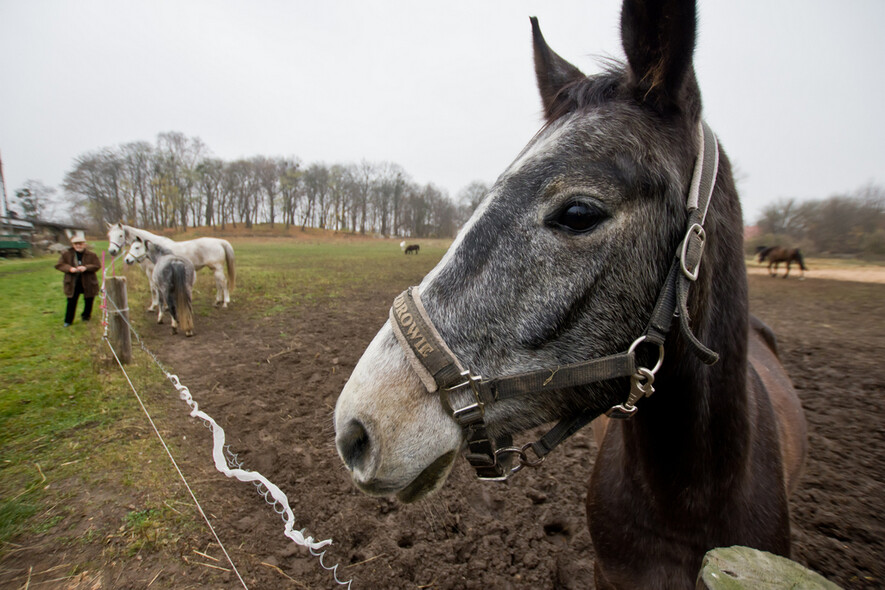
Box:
751;184;885;257
19;133;884;256
59;131;489;238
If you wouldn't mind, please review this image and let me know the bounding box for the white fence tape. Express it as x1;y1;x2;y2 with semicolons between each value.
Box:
99;260;352;588
167;374;332;551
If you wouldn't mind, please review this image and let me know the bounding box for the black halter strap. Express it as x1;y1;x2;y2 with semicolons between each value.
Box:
390;121;720;481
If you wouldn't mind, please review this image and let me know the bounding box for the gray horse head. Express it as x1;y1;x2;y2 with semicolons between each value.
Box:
335;5;741;503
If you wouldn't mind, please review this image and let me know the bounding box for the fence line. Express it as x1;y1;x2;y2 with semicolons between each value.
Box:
99;262;352;588
103;337;250;590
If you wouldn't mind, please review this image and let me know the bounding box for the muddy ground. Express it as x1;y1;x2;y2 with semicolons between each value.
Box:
2;270;883;589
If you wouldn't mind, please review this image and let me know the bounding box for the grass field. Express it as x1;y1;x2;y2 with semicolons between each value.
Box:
0;234;448;557
0;247;187;550
1;232;881;586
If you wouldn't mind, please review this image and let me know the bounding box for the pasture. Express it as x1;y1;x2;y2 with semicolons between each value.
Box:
1;236;882;589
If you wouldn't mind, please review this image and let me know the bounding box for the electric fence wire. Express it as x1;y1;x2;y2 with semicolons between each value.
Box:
100;258;353;588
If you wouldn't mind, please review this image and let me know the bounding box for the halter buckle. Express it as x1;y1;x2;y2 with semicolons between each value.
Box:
680;223;706;281
441;370;485;426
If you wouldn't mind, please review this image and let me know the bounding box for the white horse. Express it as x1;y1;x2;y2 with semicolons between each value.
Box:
107;222;236;308
126;239;196;336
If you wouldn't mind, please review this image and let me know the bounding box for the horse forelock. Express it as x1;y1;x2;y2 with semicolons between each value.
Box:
544;63;624;123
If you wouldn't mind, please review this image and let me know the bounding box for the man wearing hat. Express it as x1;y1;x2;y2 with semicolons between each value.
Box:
55;234;102;327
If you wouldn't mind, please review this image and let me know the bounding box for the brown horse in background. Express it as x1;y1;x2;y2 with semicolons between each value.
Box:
757;246;807;278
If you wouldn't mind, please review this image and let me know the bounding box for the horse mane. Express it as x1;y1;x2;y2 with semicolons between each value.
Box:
124;224;174;248
543;58;703;127
145;240;173;259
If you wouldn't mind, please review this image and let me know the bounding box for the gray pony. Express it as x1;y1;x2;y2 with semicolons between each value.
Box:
126;239;196;337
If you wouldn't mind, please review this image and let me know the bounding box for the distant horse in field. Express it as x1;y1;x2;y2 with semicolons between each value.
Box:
107;222;235;308
400;241;420;254
126;239;196;336
334;2;807;588
756;245;807;278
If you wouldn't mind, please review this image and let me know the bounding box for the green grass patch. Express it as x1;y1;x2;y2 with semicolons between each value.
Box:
0;251;176;547
0;237;447;555
228;239;446;315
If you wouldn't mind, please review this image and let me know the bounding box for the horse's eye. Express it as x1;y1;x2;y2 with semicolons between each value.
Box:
548;200;606;234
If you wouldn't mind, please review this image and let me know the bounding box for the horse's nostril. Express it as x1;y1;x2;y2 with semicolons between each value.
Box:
338;420;371;471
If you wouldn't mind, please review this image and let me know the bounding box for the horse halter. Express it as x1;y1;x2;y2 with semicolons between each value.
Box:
390;121;721;481
126;240;149;264
108;234;125;254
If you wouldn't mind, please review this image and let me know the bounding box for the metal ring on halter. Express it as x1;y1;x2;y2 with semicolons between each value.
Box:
632;367;655;391
495;442;546;474
628;335;665;375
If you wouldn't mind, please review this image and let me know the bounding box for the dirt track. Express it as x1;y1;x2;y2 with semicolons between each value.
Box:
3;268;883;589
746;264;885;284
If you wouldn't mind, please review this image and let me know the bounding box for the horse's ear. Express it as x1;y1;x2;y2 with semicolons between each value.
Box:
620;0;698;115
531;17;586;121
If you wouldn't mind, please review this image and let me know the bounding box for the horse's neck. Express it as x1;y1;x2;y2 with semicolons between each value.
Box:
623;198;751;497
146;243;172;263
127;226;174;247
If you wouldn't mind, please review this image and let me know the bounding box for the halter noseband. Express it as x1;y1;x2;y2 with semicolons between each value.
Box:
390;121;721;481
126;240;149;264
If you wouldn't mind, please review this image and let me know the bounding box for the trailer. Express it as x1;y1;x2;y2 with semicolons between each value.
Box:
0;234;31;257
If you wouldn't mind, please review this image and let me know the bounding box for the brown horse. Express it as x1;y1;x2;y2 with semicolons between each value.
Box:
757;245;807;278
335;2;807;588
404;244;420;255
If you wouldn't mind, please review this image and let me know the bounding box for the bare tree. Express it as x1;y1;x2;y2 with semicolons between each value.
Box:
224;159;256;228
456;180;489;226
196;158;224;227
14;180;59;221
280;159;302;228
352;161;376;235
757;198;803;237
252;156;283;227
423;184;457;237
119;142;154;226
370;162;407;237
156;132;207;230
302;163;331;230
61;131;469;238
64;149;125;225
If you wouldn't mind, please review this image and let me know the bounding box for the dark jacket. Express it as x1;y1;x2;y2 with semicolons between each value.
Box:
55;248;102;298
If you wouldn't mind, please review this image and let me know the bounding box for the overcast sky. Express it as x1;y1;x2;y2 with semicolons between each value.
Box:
2;0;883;224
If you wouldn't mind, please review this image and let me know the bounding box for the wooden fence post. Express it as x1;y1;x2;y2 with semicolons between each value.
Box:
105;277;132;364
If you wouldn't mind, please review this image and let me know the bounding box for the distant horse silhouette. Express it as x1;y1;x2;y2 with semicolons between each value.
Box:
756;246;807;278
404;244;420;255
335;2;807;588
126;239;196;337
